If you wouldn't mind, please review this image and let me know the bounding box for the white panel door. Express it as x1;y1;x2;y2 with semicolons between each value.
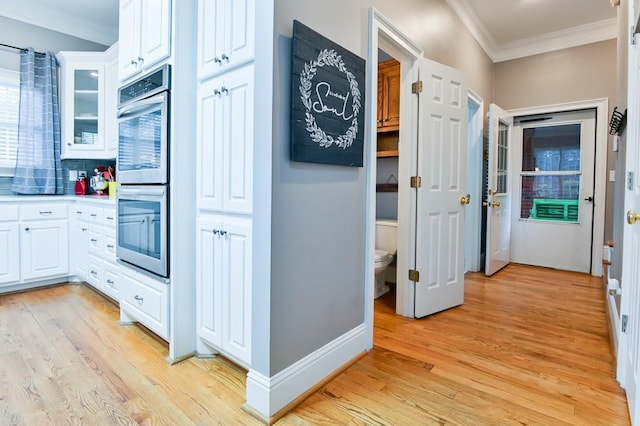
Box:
221;218;252;365
197;64;254;214
140;0;171;70
196;217;224;347
619;20;640;422
485;104;513;276
197;0;254;81
414;57;467;318
21;221;69;281
0;223;19;285
118;0;142;81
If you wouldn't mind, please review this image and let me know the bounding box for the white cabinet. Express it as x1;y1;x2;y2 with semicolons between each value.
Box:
120;267;169;340
196;64;254;214
71;202;120;301
20;205;69;281
104;43;119;158
58;48;119;160
196;215;252;366
118;0;172;82
58;52;106;159
197;0;255;80
0;205;20;285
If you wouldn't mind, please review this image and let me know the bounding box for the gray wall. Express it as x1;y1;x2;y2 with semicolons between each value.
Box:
271;0;493;375
0;16;107;70
0;16;109;195
494;40;618;243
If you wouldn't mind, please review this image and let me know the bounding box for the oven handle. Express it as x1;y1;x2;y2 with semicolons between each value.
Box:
117;186;166;198
117;93;167;119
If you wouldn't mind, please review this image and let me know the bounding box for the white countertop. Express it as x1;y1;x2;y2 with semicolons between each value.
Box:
0;195;115;205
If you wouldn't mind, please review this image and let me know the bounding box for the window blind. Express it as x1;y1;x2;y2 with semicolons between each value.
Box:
0;68;19;174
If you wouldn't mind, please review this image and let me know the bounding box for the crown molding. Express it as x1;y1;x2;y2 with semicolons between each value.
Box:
0;3;116;46
447;0;617;63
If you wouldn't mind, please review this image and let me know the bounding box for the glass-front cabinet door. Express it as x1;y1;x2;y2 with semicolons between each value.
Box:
58;52;107;159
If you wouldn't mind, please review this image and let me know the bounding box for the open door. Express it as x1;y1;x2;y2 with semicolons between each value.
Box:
485;104;513;276
413;57;467;318
618;19;640;422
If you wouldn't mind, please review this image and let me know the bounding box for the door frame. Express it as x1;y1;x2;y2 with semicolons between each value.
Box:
365;8;422;344
508;99;608;277
466;90;484;272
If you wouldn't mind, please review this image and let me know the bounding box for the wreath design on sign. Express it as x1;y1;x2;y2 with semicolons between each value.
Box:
299;49;361;149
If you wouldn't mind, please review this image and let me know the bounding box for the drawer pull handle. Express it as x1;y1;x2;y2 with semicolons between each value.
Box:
76;210;82;214
82;228;87;232
91;270;97;275
106;279;114;285
107;244;114;249
39;211;52;215
90;214;97;217
91;238;98;243
134;295;144;304
106;216;114;220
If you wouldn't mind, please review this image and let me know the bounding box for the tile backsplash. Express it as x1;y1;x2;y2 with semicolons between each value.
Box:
0;158;116;196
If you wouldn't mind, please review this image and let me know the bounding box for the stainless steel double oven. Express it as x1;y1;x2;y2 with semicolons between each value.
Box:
116;65;170;278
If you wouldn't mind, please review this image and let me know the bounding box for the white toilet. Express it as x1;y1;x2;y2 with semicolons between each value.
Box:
374;219;398;298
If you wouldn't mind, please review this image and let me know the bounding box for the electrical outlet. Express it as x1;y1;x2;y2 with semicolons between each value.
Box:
69;170;77;181
78;171;87;178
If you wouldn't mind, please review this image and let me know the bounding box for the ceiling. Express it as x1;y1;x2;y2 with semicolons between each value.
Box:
0;0;118;46
0;0;618;60
447;0;618;62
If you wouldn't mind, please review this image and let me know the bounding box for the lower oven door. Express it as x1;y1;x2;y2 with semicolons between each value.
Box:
116;185;168;278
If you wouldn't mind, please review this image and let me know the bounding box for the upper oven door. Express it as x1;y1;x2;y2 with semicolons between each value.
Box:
117;92;169;184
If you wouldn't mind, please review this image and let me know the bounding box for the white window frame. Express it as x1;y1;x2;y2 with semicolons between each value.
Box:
0;68;19;176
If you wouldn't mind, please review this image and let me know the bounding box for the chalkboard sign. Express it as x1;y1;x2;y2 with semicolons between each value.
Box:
291;20;365;167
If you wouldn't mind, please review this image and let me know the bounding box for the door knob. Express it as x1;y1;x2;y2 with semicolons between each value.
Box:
627;210;640;225
460;194;471;205
483;200;501;208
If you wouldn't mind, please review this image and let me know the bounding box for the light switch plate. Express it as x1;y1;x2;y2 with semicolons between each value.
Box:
609;170;615;182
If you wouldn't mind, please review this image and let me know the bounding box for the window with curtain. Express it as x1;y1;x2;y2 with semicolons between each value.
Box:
0;68;19;176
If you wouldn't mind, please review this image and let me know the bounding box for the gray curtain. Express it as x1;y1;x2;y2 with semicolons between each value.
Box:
12;48;63;194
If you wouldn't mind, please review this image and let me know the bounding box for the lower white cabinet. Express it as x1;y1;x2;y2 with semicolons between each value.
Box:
0;220;20;285
70;201;120;301
120;267;169;340
196;215;252;367
20;205;69;281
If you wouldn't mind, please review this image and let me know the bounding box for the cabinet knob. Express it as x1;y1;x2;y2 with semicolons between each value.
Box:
130;59;138;66
221;86;228;94
221;53;229;62
212;229;219;235
138;56;144;63
67;143;72;146
24;227;30;232
214;56;221;63
220;230;227;236
214;89;221;96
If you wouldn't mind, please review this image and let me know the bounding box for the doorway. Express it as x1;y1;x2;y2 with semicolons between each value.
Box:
511;109;596;273
483;100;607;277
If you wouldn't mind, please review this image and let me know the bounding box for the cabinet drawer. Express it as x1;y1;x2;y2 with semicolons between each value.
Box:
102;264;120;301
0;205;19;222
103;232;117;261
71;205;87;221
86;206;103;224
103;208;116;228
121;270;169;339
87;256;103;289
20;204;67;221
88;229;102;255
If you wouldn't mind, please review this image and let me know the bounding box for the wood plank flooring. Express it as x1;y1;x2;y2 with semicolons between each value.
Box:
0;264;630;425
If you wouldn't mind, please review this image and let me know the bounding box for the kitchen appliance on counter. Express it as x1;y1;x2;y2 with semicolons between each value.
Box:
75;176;88;195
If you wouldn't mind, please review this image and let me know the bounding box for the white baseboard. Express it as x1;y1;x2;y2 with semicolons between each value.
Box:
245;323;368;419
607;293;620;355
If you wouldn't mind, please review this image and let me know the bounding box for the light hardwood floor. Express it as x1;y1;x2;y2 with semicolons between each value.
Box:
0;264;630;425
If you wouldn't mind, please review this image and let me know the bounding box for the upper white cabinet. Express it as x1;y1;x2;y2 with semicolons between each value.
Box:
58;48;119;160
58;52;106;159
196;64;254;214
197;0;255;80
119;0;172;82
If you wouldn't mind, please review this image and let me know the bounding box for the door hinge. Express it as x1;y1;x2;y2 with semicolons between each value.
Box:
408;269;420;282
622;314;629;333
410;176;422;188
632;26;637;45
628;171;635;190
412;80;423;94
